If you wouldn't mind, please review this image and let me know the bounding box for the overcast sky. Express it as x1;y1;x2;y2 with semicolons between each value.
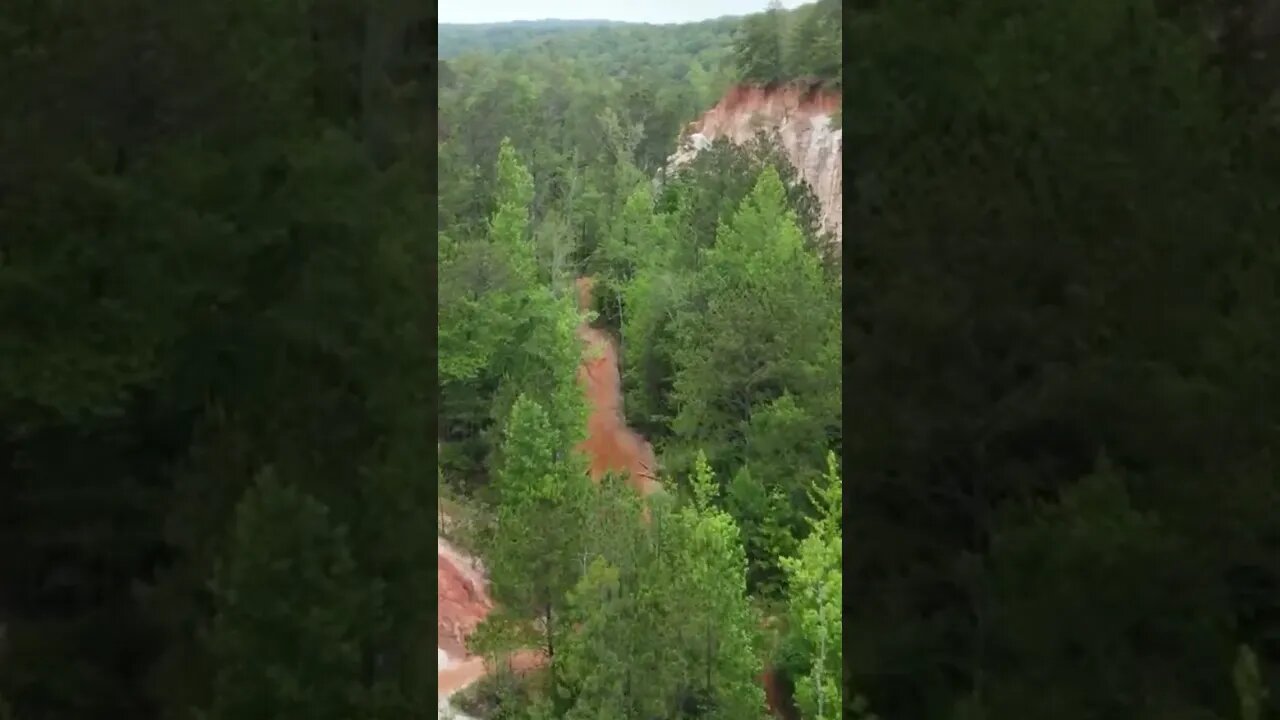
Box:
439;0;809;25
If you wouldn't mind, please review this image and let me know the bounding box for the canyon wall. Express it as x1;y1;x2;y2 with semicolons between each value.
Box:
667;83;843;245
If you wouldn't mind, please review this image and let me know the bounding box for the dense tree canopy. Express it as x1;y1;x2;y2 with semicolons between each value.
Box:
12;0;1280;719
845;0;1280;718
734;0;842;85
439;4;844;720
0;1;432;717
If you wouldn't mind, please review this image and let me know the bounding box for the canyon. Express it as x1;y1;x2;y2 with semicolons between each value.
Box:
437;82;834;718
436;277;661;717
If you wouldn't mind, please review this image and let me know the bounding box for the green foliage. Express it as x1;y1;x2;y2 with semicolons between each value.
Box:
733;3;788;85
492;138;538;282
440;138;586;486
206;473;372;720
667;457;770;719
439;18;730;65
564;476;673;719
733;0;842;85
844;1;1280;717
782;452;844;720
658;133;833;271
562;462;768;719
981;463;1235;719
578;119;843;633
725;466;795;597
562;557;639;719
591;183;662;331
690;450;720;510
437;17;737;184
437;21;841;710
452;663;543;720
785;0;843;84
28;0;1280;719
669;166;839;482
0;2;433;716
479;394;591;694
611;133;836;459
743;393;830;510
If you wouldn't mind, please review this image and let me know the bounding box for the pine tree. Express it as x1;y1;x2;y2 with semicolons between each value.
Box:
560;457;768;719
594;183;669;337
488;138;586;454
562;557;632;720
482;395;592;695
205;472;373;720
670;165;839;479
439;138;533;394
669;452;770;720
726;465;796;598
440;137;585;484
491;137;538;284
560;473;672;719
782;452;844;719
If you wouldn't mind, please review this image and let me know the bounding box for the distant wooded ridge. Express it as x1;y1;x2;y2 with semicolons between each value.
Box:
438;16;745;59
437;2;842;88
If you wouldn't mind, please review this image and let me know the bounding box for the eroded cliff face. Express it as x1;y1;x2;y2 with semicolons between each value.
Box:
668;83;843;244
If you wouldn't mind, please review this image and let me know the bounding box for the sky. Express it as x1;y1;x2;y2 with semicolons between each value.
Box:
438;0;809;25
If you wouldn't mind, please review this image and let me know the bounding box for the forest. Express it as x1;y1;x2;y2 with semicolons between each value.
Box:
841;1;1280;719
2;0;1280;719
438;1;842;718
440;0;1280;718
1;2;435;719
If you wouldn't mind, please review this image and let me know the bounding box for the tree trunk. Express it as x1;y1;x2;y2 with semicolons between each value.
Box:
545;601;556;689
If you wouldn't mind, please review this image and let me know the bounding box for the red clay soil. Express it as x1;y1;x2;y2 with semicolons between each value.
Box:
437;539;491;660
760;666;800;720
574;277;661;498
686;82;841;137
